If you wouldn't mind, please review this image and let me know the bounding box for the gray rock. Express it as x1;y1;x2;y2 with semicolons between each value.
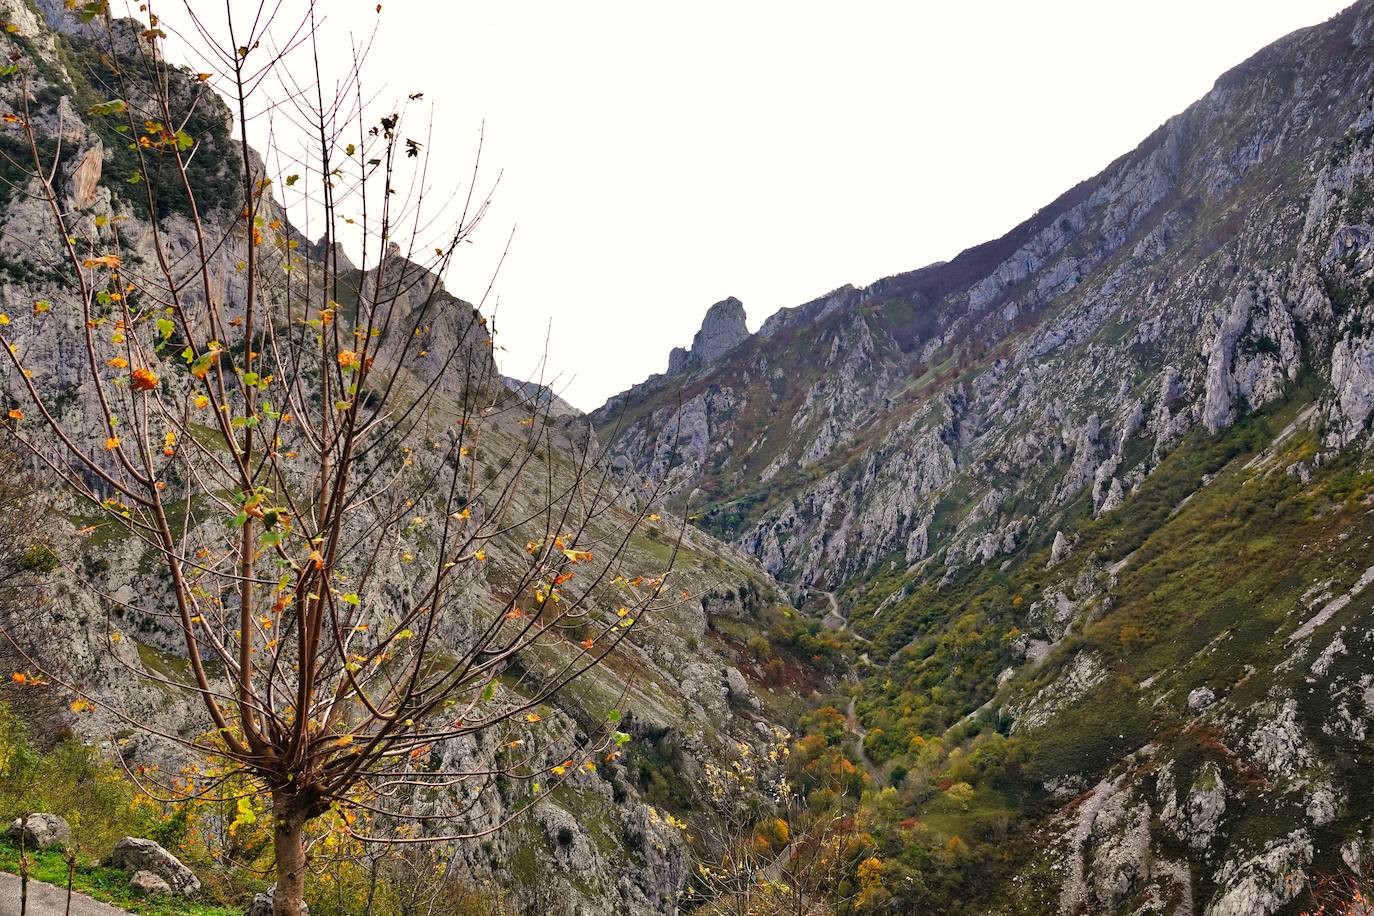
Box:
246;886;309;916
668;297;749;375
1187;686;1216;711
105;837;200;898
723;666;760;710
129;870;171;897
1049;530;1070;566
6;813;70;849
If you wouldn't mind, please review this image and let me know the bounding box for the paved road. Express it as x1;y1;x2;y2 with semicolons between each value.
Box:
0;872;130;915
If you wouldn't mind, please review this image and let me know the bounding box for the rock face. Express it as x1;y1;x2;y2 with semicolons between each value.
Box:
668;297;749;375
6;813;70;849
104;838;201;898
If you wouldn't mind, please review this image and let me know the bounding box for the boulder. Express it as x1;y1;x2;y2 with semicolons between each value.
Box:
129;870;172;896
105;837;200;898
6;813;71;849
246;886;309;915
1187;687;1216;711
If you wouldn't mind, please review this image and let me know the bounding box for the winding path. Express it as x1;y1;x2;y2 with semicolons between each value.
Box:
845;695;882;785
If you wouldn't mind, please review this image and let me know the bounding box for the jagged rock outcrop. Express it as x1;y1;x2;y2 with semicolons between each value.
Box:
667;297;749;375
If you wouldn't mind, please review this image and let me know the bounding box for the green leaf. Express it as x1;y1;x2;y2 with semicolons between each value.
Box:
614;731;630;747
482;683;495;701
345;143;356;157
285;174;300;187
174;129;193;151
77;2;107;24
87;99;127;117
156;318;173;340
607;709;620;723
341;593;360;606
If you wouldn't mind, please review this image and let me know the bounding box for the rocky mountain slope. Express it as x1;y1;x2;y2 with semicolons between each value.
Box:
0;2;836;913
593;2;1374;912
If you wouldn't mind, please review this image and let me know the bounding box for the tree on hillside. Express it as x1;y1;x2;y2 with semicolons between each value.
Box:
0;2;673;912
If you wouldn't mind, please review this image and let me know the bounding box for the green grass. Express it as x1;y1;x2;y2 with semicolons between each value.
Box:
0;840;238;915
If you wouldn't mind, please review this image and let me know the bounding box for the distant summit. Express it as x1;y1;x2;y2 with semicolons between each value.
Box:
500;375;581;418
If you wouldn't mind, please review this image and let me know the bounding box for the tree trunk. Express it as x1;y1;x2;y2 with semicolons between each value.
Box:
272;793;309;916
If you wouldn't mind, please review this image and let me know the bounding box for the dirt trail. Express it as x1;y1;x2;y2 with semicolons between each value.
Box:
845;694;882;784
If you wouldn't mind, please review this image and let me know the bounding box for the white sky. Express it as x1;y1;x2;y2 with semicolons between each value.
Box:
166;1;1353;410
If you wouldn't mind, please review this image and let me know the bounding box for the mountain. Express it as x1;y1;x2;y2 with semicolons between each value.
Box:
593;2;1374;912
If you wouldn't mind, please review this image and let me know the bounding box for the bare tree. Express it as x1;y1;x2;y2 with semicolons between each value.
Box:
0;2;673;912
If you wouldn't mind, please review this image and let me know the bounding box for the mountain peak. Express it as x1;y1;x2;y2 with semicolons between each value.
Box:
667;296;749;375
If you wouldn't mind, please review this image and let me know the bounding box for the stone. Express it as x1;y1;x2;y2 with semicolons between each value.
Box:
105;837;200;898
129;870;171;896
666;297;749;375
1049;530;1070;566
723;666;760;710
6;813;71;849
246;886;309;915
1187;687;1216;711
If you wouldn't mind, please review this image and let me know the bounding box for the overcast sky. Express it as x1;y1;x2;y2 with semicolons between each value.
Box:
172;1;1353;410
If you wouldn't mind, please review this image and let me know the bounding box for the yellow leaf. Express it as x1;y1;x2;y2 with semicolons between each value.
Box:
82;254;122;269
335;734;354;747
525;713;541;723
104;436;119;450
